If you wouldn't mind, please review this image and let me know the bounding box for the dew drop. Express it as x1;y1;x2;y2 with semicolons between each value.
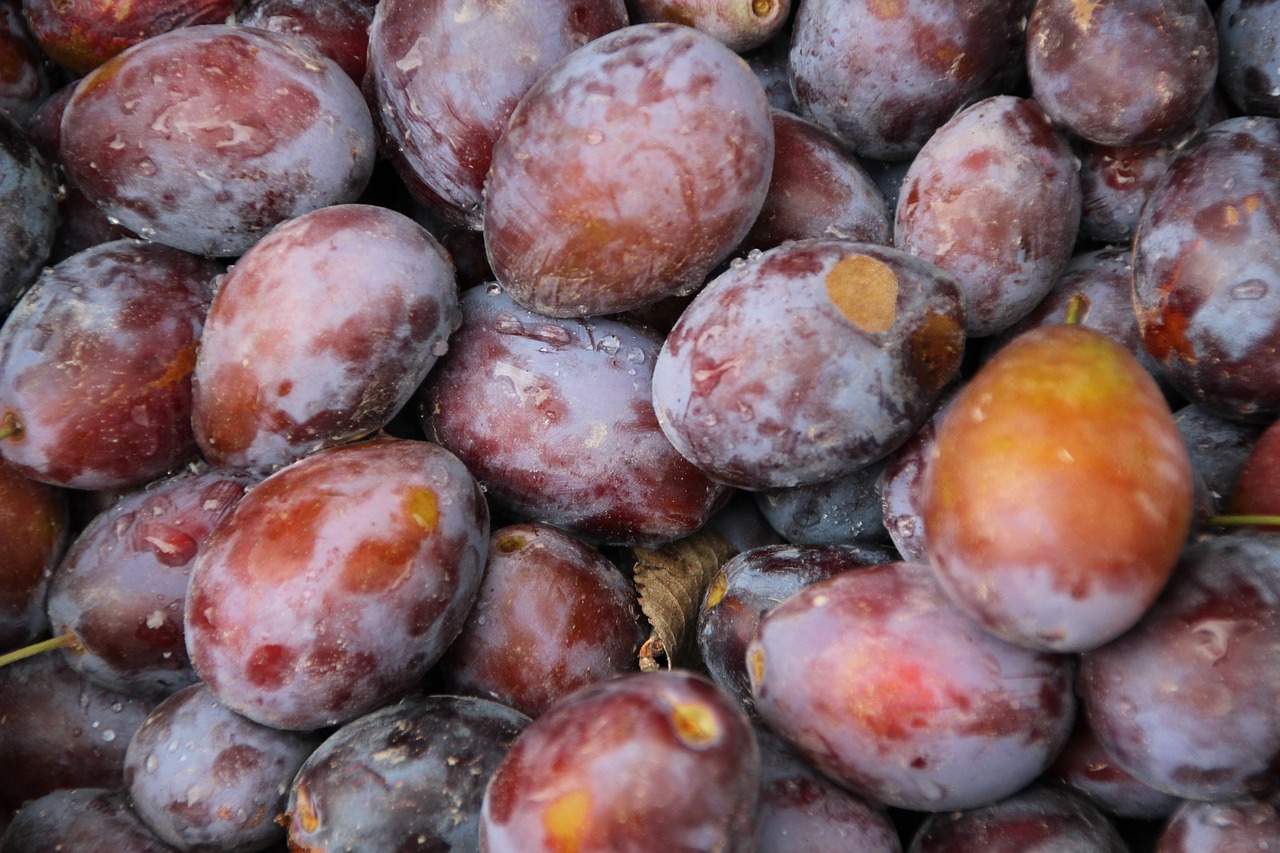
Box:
596;334;622;355
729;257;748;270
746;248;764;263
138;159;158;177
145;754;158;773
486;282;503;296
626;348;646;364
101;729;116;742
430;340;449;357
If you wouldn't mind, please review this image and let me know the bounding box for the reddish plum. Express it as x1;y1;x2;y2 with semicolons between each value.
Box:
0;460;68;651
185;438;489;730
748;562;1076;812
192;204;459;472
484;22;773;317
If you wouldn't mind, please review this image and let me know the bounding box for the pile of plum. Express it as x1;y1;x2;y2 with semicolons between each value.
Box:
0;0;1278;850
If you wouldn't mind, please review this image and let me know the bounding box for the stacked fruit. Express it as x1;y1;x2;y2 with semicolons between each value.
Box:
0;0;1277;850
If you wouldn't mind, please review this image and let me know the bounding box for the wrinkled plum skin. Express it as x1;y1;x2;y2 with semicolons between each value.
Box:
438;523;644;718
925;325;1194;653
1079;533;1280;801
1046;712;1182;821
985;247;1173;400
367;0;628;228
748;562;1076;812
192;204;460;472
185;438;489;731
1177;404;1265;513
46;467;256;698
627;0;791;53
286;695;529;852
0;239;218;490
742;109;891;254
894;96;1081;337
238;0;374;85
1026;0;1218;145
0;788;175;853
421;286;726;547
23;0;242;74
0;655;156;826
61;25;375;257
484;23;774;317
123;682;318;853
0;460;68;651
755;461;894;546
652;239;966;490
755;727;902;853
697;544;891;715
1229;417;1280;514
908;784;1129;852
0;0;51;123
1156;798;1280;851
0;111;57;312
1218;0;1280;117
480;670;760;853
1133;117;1280;422
788;0;1031;161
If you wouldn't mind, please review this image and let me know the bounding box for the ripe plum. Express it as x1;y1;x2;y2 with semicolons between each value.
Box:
192;204;459;472
788;0;1031;160
0;655;155;826
484;22;773;317
1178;404;1266;513
61;24;375;257
185;438;489;730
924;324;1194;652
1133;116;1280;421
480;669;760;852
742;109;891;254
1047;713;1182;821
652;239;965;490
124;682;319;853
1156;797;1280;851
367;0;628;228
907;784;1129;852
437;523;644;718
0;788;176;853
755;461;893;546
0;0;50;123
1217;0;1280;117
238;0;374;85
46;467;255;698
421;285;726;546
0;111;57;312
626;0;790;52
698;543;891;714
0;239;218;490
0;460;67;651
755;727;902;853
1228;417;1280;515
877;389;955;564
748;562;1076;812
1026;0;1218;145
285;695;529;851
894;95;1081;337
1078;532;1280;802
22;0;242;74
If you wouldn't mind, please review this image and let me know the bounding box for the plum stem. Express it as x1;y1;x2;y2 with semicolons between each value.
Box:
1064;294;1086;326
1207;514;1280;528
0;632;81;668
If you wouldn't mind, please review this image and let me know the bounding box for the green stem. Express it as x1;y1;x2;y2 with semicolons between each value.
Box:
0;411;20;441
0;632;80;668
1207;514;1280;528
1064;294;1087;326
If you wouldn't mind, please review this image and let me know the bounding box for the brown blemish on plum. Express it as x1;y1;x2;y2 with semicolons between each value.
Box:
201;362;262;456
909;312;965;395
826;255;899;334
867;0;904;19
292;782;320;833
671;700;720;748
405;487;438;533
1072;0;1104;31
497;535;528;553
542;788;591;853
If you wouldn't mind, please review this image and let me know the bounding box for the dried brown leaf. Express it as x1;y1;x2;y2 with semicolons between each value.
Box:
633;529;738;671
